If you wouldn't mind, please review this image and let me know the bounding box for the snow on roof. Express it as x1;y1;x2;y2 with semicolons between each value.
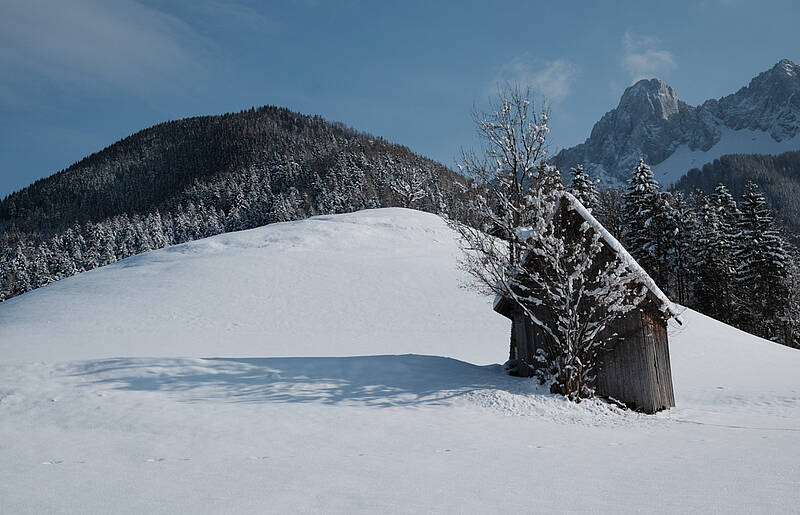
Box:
560;191;683;324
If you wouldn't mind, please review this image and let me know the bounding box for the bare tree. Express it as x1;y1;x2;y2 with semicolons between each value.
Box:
450;85;649;401
453;84;554;276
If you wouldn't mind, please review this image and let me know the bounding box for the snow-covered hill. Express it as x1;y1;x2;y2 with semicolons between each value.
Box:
555;59;800;185
2;209;799;514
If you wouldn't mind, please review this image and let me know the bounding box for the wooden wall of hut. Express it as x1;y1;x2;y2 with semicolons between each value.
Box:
505;304;675;413
596;309;675;413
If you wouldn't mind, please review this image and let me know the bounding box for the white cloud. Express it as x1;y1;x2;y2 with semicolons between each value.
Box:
621;31;677;82
492;55;578;103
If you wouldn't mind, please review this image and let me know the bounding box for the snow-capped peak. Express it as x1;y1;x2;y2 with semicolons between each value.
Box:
554;59;800;186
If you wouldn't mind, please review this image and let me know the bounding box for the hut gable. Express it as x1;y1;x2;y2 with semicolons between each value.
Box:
561;192;682;324
494;191;678;413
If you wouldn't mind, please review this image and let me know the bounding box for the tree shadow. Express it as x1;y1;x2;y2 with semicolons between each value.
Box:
70;354;538;407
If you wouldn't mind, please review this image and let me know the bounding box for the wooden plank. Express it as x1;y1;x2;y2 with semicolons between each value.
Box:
513;311;533;377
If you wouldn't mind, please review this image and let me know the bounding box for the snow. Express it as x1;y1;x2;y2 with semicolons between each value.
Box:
0;209;505;364
1;208;799;514
653;128;800;185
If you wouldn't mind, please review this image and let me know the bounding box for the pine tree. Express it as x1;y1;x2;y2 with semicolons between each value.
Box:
596;188;625;239
29;243;53;289
713;183;740;245
693;195;734;322
622;159;666;286
782;250;800;348
568;165;598;211
0;246;14;301
10;244;32;296
67;225;87;273
733;181;790;341
665;191;695;305
709;184;739;322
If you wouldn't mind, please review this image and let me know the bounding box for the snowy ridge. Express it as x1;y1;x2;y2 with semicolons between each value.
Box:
1;208;799;514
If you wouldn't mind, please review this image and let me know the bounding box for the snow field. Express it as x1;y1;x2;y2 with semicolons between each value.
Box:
1;208;799;513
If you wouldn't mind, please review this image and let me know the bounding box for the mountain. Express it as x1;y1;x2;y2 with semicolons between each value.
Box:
2;208;799;513
554;59;800;185
0;105;464;240
0;105;471;301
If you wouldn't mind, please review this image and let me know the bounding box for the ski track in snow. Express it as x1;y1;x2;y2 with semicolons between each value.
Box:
1;208;799;514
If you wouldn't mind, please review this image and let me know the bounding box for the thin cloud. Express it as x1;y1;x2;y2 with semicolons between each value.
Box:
179;0;279;31
493;55;578;103
621;31;677;82
0;0;214;98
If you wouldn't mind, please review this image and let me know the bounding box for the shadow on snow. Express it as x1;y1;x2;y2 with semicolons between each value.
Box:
68;354;543;407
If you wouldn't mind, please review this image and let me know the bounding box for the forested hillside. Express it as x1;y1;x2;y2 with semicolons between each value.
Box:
3;101;800;349
0;106;470;300
674;150;800;238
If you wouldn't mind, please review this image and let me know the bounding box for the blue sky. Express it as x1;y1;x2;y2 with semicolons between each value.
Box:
1;0;798;197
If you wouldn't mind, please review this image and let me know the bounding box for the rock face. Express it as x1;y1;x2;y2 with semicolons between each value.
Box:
554;59;800;185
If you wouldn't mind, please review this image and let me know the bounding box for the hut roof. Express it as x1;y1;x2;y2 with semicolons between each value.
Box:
493;191;683;324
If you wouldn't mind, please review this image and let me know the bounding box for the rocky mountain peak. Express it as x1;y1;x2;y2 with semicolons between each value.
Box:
618;78;683;120
554;60;800;186
736;59;800;99
774;59;798;77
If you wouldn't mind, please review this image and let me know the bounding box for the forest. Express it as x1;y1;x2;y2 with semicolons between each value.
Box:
587;162;798;348
674;150;800;239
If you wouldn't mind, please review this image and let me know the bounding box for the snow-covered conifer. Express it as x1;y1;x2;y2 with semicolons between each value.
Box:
9;244;33;296
595;188;625;239
389;165;428;209
693;195;734;322
734;181;789;340
622;159;666;285
568;165;598;212
664;191;695;305
713;183;740;244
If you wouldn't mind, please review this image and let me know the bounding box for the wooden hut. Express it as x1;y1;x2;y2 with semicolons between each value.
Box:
494;193;680;413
